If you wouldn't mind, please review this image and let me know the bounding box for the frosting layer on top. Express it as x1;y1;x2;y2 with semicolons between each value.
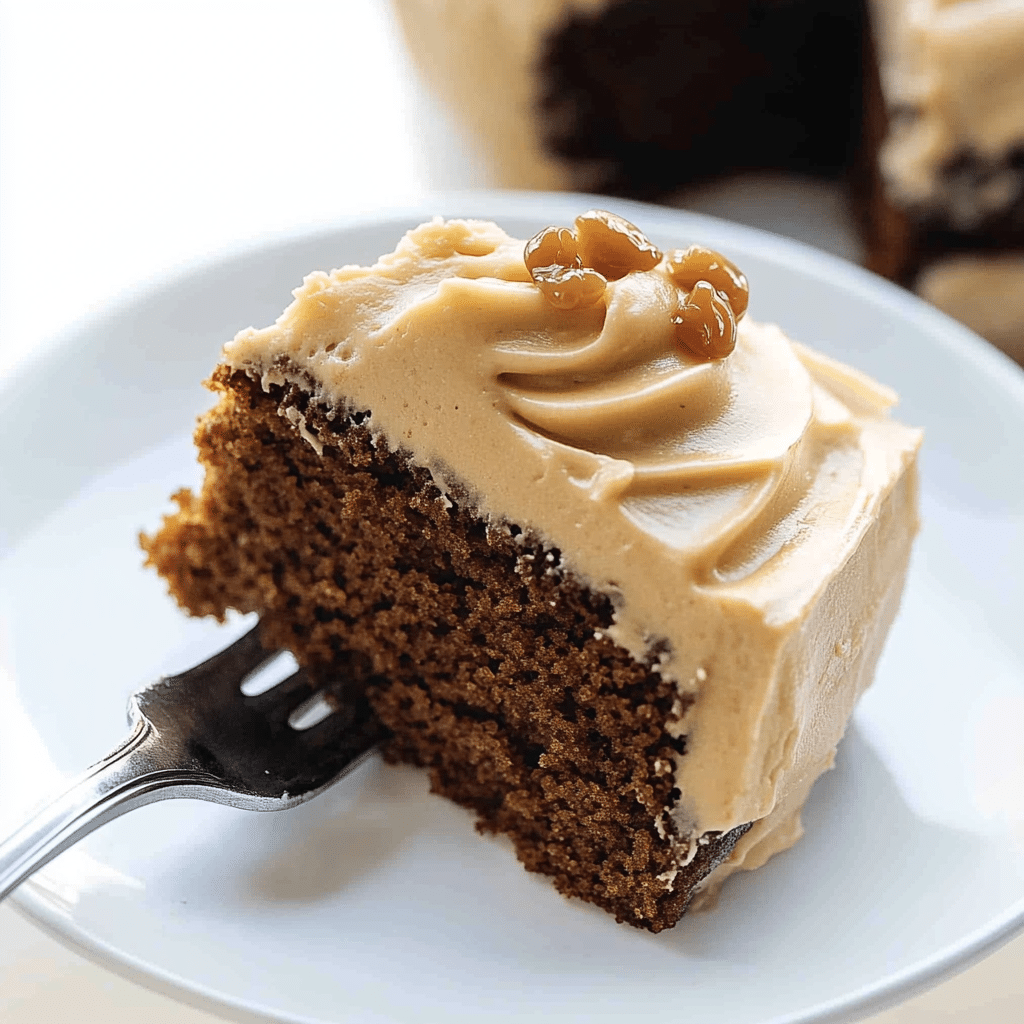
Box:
223;218;920;858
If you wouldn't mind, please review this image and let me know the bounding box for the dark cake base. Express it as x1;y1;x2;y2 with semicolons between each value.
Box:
540;0;866;197
142;368;750;931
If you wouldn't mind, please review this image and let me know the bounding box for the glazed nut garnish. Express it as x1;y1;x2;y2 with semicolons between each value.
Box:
534;264;608;310
524;211;663;310
667;245;749;319
574;209;663;280
525;224;608;310
673;280;738;360
524;226;579;273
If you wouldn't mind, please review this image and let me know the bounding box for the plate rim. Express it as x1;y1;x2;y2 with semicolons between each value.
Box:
3;186;1023;408
4;188;1024;1024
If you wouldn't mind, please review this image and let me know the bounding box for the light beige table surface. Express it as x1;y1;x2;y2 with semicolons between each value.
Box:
2;3;1023;1022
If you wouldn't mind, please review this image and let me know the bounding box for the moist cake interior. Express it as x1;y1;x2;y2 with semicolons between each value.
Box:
540;0;866;197
143;366;749;931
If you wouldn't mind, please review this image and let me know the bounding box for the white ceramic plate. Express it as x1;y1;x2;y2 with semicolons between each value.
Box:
2;192;1024;1024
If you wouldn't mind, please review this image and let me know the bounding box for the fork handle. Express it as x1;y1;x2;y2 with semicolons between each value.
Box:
0;718;217;902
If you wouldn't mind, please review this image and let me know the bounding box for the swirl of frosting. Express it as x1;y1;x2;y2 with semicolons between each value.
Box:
494;258;883;593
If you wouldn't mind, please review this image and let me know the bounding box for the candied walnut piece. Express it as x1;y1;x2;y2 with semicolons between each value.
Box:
673;280;737;360
525;226;579;273
667;245;749;319
525;224;607;310
534;264;608;310
575;210;662;280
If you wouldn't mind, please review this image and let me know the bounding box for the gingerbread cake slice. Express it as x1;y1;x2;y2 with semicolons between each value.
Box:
143;213;920;931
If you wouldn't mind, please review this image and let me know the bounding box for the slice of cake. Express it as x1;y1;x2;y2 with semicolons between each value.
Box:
864;0;1024;362
143;212;921;931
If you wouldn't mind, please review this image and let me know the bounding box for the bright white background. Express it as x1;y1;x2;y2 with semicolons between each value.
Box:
1;2;1022;1022
0;0;436;379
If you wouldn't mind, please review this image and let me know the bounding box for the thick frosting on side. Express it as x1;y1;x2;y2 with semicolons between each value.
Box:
873;0;1024;214
223;219;921;876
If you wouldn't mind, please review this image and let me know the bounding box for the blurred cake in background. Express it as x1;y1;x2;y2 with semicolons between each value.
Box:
393;0;1024;362
868;0;1024;361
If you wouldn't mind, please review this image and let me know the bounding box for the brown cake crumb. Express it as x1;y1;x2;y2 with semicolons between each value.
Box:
142;367;749;931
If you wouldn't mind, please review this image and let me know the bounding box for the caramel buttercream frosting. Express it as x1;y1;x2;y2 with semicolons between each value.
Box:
223;216;921;892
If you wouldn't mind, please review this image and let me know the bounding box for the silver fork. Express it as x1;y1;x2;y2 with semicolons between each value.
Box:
0;625;383;901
